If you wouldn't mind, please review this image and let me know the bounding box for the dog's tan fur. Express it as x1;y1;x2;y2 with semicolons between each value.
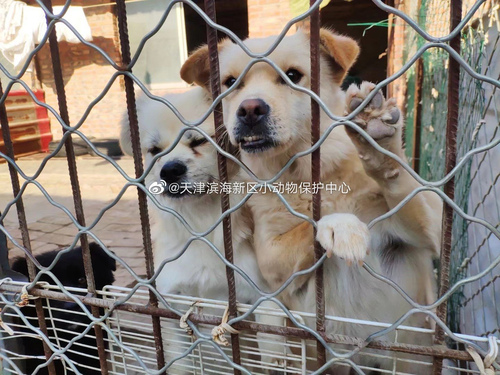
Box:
182;29;441;373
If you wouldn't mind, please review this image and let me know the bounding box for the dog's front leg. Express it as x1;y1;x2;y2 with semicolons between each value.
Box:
344;82;442;256
254;220;316;294
255;300;303;374
253;221;317;372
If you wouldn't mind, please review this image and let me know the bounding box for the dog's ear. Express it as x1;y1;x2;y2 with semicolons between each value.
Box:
180;45;211;88
318;29;360;83
180;40;231;89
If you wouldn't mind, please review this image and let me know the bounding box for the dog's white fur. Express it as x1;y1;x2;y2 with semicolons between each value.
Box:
120;87;269;373
181;29;442;373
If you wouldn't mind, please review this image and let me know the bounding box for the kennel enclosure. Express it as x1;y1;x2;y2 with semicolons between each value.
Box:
0;0;499;374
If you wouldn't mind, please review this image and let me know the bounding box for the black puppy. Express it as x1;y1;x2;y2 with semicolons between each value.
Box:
10;242;116;375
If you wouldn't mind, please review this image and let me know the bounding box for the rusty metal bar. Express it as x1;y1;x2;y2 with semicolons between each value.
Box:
41;1;108;372
113;0;166;372
310;0;327;369
203;0;242;373
0;282;480;363
385;0;396;99
411;57;424;172
433;0;462;374
0;80;57;375
411;0;424;173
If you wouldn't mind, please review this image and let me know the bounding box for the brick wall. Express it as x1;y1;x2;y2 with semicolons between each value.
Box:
32;0;126;141
247;0;293;38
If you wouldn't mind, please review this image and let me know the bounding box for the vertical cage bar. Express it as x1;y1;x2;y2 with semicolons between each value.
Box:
203;0;242;373
310;0;326;368
433;0;462;373
113;0;166;372
0;212;14;279
40;1;108;373
386;0;396;99
411;0;424;172
0;81;57;375
411;57;423;172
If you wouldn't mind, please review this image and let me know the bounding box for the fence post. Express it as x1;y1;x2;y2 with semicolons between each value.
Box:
40;1;110;372
0;76;57;375
203;1;242;373
433;0;462;373
310;0;327;369
113;0;166;372
411;57;423;172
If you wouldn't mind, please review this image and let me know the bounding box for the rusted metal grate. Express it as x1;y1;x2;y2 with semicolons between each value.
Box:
0;0;499;374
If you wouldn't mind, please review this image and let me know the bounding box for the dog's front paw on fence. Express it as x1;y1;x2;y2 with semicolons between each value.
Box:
316;213;370;266
345;81;401;142
344;81;404;178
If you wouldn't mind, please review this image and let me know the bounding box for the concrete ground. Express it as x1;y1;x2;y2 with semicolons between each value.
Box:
0;154;147;288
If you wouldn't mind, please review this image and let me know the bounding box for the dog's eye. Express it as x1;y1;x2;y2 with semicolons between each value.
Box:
285;68;303;84
78;277;87;287
148;146;162;156
189;137;208;148
224;76;237;88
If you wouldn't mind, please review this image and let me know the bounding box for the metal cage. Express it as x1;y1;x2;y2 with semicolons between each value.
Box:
0;0;499;374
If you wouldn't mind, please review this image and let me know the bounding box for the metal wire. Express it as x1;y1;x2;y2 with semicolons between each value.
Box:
39;0;108;372
203;0;242;372
309;0;326;368
400;0;500;367
0;0;499;373
0;74;57;375
433;1;462;373
113;0;166;370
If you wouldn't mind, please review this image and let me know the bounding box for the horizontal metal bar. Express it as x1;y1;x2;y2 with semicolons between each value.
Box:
0;282;477;362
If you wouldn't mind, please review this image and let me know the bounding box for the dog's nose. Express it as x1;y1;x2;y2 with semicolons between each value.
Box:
160;161;187;183
237;99;269;125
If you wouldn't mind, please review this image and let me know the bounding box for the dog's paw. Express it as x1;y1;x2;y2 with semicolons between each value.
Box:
345;82;404;179
316;213;370;266
345;81;401;144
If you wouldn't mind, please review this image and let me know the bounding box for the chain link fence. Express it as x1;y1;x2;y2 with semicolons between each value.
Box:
402;0;500;352
0;0;499;374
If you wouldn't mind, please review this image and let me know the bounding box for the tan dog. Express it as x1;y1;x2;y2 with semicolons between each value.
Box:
181;29;441;373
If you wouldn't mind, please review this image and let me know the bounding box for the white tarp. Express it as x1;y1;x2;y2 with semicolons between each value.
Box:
0;0;92;72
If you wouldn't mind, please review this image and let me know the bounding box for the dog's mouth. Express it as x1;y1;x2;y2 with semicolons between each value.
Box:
238;135;277;153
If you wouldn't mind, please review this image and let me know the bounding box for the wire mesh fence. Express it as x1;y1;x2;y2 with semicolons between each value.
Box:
402;0;500;355
0;0;499;374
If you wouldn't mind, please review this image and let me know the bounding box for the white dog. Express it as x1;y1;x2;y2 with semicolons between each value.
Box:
120;87;270;373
